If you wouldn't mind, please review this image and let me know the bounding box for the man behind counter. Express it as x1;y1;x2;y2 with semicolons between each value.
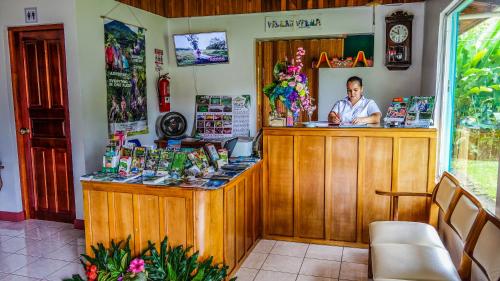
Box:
328;76;382;125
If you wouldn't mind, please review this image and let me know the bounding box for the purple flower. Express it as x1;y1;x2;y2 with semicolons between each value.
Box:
118;277;123;281
128;258;145;274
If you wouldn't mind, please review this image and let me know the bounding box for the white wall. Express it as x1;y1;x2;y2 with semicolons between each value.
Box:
0;0;167;219
74;0;167;218
0;0;81;214
167;3;425;130
420;0;453;97
319;4;426;119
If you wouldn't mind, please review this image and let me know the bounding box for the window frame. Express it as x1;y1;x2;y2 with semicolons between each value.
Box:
435;0;500;216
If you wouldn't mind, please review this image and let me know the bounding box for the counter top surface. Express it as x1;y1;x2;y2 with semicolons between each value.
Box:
264;124;436;130
81;159;261;191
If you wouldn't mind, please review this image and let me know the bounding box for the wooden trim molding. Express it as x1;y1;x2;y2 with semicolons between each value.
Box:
0;211;25;222
74;219;85;230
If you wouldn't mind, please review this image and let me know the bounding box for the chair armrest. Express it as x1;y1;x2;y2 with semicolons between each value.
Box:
375;190;432;197
375;190;432;221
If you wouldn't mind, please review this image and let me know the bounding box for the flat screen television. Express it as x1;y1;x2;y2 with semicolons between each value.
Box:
173;31;229;66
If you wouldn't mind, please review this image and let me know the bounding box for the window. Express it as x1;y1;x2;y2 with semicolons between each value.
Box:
439;0;499;214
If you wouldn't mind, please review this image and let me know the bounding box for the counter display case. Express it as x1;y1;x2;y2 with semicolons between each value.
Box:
262;127;437;246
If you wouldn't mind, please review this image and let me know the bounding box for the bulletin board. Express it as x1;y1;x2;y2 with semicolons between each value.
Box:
195;95;251;139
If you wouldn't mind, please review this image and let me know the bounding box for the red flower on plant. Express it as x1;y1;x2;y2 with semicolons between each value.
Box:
85;263;98;281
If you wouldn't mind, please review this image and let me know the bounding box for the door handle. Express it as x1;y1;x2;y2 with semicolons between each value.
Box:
19;128;30;135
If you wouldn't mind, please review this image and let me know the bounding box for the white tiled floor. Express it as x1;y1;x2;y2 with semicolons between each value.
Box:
0;220;84;281
0;220;370;281
234;239;370;281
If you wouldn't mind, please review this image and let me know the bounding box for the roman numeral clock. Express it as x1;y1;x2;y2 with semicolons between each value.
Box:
385;11;413;70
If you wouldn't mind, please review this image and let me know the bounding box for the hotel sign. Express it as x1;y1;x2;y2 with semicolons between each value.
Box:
265;15;322;32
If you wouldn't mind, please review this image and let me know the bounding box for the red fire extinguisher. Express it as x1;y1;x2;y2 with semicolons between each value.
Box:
157;73;170;112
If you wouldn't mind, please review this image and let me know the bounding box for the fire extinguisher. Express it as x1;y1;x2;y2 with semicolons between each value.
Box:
157;73;170;112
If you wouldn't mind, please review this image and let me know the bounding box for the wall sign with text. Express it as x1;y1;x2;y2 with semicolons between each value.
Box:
265;15;322;32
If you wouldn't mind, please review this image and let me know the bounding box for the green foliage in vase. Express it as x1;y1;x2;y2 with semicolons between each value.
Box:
141;236;235;281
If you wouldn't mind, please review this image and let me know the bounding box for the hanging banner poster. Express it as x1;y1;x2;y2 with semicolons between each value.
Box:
105;18;148;135
195;95;250;139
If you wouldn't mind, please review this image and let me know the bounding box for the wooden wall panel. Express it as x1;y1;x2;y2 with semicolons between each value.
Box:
266;136;294;236
361;137;392;243
396;138;430;222
122;0;424;18
108;192;135;249
326;137;358;242
296;136;325;239
133;194;160;253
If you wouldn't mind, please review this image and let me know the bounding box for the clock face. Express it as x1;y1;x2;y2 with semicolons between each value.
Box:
389;24;409;44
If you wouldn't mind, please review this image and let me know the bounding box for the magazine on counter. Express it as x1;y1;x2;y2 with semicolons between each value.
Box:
143;148;160;177
405;96;435;127
130;147;147;174
385;100;408;123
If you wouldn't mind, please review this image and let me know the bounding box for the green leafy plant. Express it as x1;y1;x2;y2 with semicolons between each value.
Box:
141;236;235;281
63;236;234;281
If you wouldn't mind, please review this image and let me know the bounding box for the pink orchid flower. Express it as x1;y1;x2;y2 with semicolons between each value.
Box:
128;258;145;274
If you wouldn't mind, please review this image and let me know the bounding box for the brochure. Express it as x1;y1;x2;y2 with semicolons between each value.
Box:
405;96;435;127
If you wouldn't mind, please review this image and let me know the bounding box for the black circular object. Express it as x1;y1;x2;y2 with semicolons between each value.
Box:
156;112;187;138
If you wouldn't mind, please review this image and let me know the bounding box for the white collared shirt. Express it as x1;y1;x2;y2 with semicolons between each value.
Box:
330;96;381;123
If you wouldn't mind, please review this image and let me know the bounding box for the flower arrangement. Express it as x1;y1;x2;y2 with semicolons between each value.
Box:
263;47;316;119
64;236;233;281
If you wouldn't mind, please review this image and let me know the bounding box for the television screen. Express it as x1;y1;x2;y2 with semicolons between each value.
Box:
173;31;229;66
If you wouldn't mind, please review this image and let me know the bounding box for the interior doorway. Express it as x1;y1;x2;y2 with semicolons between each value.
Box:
8;24;75;223
255;38;344;128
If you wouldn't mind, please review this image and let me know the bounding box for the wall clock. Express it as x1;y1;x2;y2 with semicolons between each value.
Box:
385;11;413;70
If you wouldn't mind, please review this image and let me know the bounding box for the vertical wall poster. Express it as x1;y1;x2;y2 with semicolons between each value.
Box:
195;95;250;139
105;19;148;135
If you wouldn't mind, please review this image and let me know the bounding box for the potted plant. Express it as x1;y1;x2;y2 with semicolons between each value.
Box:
263;47;316;126
64;236;234;281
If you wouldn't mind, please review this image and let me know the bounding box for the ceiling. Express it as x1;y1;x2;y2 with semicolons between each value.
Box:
117;0;426;18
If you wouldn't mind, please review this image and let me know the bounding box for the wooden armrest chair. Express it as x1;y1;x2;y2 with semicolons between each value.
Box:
375;171;461;226
463;209;500;281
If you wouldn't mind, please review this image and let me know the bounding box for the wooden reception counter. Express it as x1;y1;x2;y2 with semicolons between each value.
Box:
262;126;437;246
82;161;262;275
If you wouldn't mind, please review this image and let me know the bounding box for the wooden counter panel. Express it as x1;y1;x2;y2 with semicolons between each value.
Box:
84;190;110;254
236;179;246;262
296;136;325;239
134;194;161;253
254;167;262;239
224;184;236;273
108;192;134;248
245;172;254;251
361;137;392;243
263;128;436;246
159;196;191;247
266;135;294;236
327;137;358;242
397;138;430;222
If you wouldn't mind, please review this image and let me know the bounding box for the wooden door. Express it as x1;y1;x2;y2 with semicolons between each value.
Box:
9;25;75;222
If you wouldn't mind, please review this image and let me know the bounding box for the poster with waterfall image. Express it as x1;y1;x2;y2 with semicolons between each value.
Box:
104;18;148;135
